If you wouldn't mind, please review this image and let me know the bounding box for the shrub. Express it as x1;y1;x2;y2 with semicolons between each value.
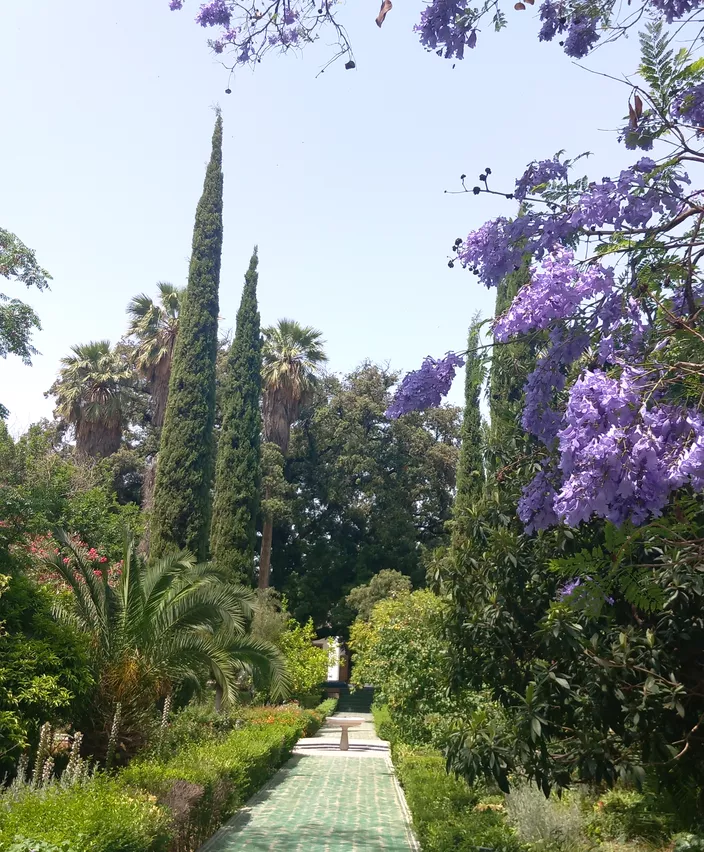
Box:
504;781;586;851
349;590;462;745
372;703;397;742
276;619;328;704
0;571;93;777
585;787;673;843
121;703;326;850
392;743;522;852
0;776;170;852
674;834;704;852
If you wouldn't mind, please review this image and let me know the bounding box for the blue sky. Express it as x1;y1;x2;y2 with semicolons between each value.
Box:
1;0;642;433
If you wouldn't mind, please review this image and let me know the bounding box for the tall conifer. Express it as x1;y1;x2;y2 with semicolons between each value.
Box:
451;319;485;547
210;249;262;583
151;114;223;559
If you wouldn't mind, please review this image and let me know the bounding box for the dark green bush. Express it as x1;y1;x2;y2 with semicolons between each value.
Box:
392;744;523;852
315;698;337;719
0;776;170;852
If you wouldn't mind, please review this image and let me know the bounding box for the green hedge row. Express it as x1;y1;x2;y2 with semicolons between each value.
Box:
0;699;337;852
392;744;522;852
373;703;522;852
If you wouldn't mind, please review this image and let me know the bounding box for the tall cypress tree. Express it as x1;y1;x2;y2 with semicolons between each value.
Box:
151;113;223;560
489;266;530;438
451;318;485;548
210;248;263;583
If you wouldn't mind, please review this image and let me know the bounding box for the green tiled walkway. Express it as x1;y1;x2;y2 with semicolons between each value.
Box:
200;715;416;852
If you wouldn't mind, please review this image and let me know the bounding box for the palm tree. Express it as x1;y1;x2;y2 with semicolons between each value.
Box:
127;282;184;430
259;319;327;588
46;531;290;755
48;341;132;458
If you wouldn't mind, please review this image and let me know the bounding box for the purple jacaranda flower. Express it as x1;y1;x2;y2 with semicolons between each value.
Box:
196;0;231;27
515;158;568;200
563;15;600;58
386;353;465;418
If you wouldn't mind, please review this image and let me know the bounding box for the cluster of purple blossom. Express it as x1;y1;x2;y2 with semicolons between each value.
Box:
414;0;477;59
521;330;590;446
514;158;568;201
385;353;465;419
556;576;614;606
519;370;704;530
672;83;704;132
459;159;690;289
493;249;615;341
537;4;600;59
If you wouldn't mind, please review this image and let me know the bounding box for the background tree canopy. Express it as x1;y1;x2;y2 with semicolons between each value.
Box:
268;362;460;633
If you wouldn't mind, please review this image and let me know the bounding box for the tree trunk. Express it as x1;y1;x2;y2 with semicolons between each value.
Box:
259;506;273;589
138;458;157;557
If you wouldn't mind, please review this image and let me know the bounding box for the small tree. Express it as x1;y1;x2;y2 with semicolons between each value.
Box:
345;570;412;622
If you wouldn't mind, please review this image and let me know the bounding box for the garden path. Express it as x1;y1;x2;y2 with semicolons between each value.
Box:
199;712;417;852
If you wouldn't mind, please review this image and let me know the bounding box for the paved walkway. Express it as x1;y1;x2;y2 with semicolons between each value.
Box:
200;713;417;852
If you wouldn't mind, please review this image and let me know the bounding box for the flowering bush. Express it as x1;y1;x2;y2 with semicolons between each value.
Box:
15;532;121;591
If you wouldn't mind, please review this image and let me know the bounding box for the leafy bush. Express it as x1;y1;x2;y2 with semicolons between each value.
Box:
392;744;522;852
585;787;673;843
250;592;329;705
371;703;397;742
0;571;93;776
0;776;170;852
505;781;586;851
350;590;476;745
276;618;328;704
122;702;329;850
674;834;704;852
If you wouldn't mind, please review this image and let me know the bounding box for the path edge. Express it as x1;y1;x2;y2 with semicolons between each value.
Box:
386;754;421;852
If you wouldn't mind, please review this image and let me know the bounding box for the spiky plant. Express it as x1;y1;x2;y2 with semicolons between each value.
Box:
46;531;290;756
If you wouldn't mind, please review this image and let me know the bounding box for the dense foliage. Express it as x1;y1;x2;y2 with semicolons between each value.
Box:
210;249;262;584
350;590;469;745
270;364;460;631
0;227;51;419
151;114;223;560
0;571;92;778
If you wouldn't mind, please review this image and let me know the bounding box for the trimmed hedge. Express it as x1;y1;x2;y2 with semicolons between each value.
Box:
0;700;338;852
392;744;523;852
